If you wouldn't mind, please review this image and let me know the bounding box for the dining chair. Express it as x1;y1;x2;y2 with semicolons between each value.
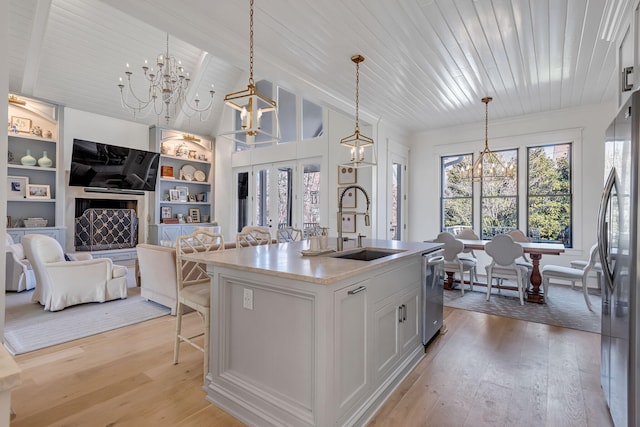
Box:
277;226;303;242
455;228;480;282
507;229;534;266
541;243;598;310
174;230;225;381
485;234;529;305
433;232;476;295
570;243;603;289
236;226;272;248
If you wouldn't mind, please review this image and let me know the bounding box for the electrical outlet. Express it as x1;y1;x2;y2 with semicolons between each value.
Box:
243;288;253;310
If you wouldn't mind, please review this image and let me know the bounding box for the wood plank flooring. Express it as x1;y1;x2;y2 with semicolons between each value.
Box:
10;307;614;426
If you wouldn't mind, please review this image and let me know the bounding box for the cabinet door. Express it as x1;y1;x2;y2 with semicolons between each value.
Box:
159;225;182;245
398;287;421;356
7;230;25;244
372;295;400;382
334;280;369;417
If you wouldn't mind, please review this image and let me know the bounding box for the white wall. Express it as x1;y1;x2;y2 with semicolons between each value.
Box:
62;108;149;251
408;102;616;268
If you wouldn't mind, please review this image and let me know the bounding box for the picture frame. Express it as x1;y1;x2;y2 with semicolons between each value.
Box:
340;212;356;233
338;165;357;185
187;194;196;202
26;184;51;199
338;186;357;209
186;215;193;223
10;116;32;133
189;208;201;223
8;175;29;199
7;216;12;228
176;186;189;202
161;206;172;219
169;189;180;202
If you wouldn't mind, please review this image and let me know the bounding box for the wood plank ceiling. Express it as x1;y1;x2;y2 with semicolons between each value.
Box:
8;0;625;138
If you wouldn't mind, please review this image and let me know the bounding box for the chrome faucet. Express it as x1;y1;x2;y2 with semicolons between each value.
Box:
337;185;370;251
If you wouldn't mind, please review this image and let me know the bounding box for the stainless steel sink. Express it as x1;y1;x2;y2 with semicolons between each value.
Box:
328;247;406;261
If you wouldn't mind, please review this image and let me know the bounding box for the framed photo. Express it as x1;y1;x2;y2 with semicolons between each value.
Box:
161;206;172;219
189;208;201;223
169;189;180;202
176;186;188;202
8;175;29;199
10;116;32;133
340;212;356;233
187;194;196;202
338;165;357;185
338;186;357;209
26;184;51;199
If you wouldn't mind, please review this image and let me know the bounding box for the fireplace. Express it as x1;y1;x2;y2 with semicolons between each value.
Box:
74;198;138;251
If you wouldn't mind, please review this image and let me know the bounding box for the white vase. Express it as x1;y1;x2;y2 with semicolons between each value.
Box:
20;149;36;166
37;151;53;168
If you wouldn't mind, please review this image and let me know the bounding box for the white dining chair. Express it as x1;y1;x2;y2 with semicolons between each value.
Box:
433;232;476;295
456;228;480;282
485;234;529;305
541;243;598;311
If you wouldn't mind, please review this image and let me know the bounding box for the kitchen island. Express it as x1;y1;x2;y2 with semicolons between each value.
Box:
183;238;442;426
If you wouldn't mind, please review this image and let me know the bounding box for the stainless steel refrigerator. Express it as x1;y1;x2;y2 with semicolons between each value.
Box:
422;250;444;347
599;90;640;427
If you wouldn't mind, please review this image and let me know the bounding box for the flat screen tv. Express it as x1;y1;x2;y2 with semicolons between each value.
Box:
69;139;160;191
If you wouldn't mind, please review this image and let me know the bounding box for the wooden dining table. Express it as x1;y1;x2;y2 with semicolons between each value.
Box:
458;239;565;304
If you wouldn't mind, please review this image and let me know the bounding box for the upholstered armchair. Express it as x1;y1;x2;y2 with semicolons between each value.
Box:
5;234;36;292
21;234;128;311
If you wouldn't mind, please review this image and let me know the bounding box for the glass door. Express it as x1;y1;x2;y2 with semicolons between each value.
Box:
389;151;408;240
254;162;295;238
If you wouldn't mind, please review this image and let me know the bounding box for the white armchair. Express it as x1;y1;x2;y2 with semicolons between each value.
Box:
22;234;128;311
5;234;36;292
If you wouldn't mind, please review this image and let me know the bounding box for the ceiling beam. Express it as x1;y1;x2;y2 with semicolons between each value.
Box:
21;0;52;95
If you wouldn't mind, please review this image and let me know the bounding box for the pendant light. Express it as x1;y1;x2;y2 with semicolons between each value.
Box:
219;0;280;146
464;97;514;181
340;54;376;168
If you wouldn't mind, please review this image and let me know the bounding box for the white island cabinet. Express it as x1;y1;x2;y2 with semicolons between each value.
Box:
183;239;443;426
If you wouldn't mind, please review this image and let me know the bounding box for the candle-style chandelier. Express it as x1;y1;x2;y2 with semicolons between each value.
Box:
219;0;280;146
118;34;215;124
464;96;514;181
340;54;376;168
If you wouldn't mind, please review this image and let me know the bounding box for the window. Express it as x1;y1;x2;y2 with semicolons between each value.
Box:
481;149;518;239
278;87;296;143
440;154;473;231
302;98;323;139
527;143;572;246
302;163;321;237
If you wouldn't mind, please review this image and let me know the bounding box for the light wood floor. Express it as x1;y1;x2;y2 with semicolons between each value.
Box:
10;307;614;426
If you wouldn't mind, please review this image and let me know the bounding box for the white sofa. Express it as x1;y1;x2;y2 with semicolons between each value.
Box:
137;240;234;315
137;244;179;315
5;234;36;292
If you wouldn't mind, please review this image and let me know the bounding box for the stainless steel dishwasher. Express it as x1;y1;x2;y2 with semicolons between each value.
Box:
422;249;444;348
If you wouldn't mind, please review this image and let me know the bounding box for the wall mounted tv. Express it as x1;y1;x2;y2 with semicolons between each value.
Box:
69;139;160;192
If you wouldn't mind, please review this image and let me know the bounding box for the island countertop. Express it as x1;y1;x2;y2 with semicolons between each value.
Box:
181;238;443;285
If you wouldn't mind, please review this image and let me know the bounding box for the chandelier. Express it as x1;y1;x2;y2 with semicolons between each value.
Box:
340;54;376;168
118;34;215;124
220;0;280;146
464;96;514;181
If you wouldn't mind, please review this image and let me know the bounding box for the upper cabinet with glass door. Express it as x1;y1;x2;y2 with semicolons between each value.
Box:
7;94;62;238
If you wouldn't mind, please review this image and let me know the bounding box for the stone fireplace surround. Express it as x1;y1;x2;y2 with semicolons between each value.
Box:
64;179;147;254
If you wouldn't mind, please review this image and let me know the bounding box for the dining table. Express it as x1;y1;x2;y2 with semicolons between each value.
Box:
457;239;566;304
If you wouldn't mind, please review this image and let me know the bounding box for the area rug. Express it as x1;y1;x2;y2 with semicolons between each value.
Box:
4;288;170;355
444;283;602;333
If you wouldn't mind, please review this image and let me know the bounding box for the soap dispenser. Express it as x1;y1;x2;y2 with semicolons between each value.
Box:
320;227;329;250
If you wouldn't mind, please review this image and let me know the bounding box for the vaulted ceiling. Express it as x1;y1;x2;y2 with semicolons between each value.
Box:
8;0;627;139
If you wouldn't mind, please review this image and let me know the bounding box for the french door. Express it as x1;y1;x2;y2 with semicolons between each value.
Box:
388;147;408;240
253;162;295;237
